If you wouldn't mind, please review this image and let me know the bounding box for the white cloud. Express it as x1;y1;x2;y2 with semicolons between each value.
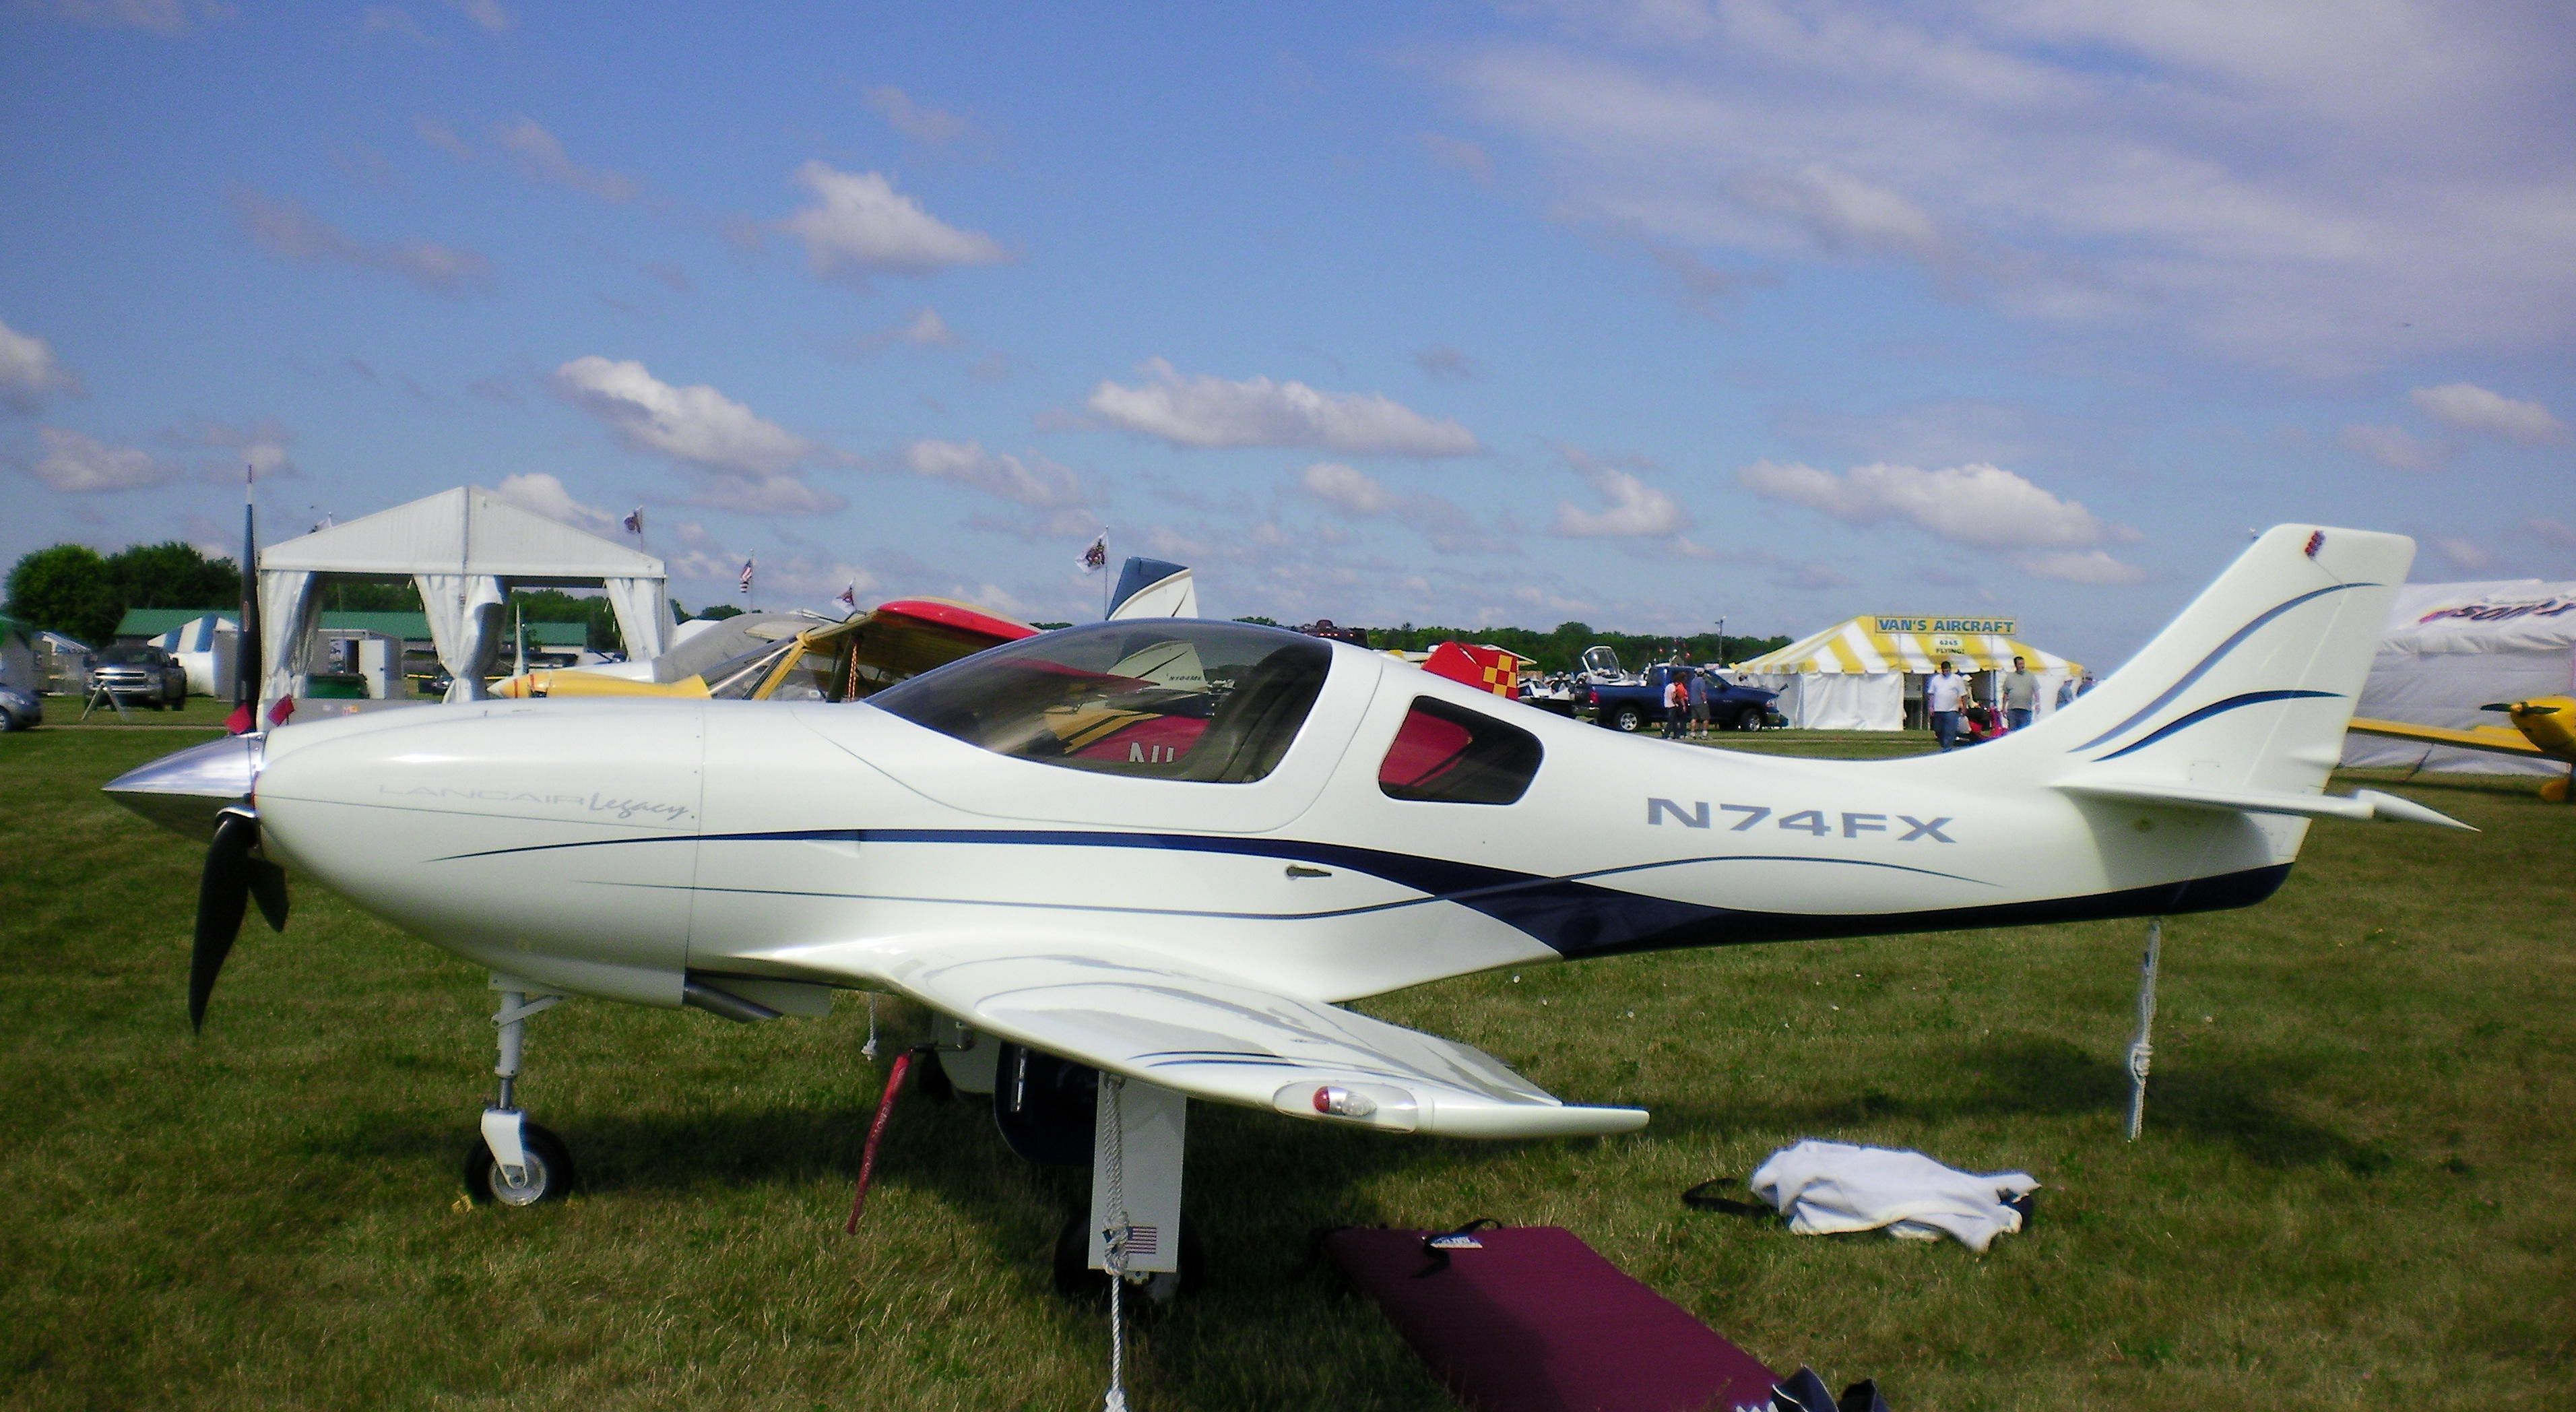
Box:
492;118;639;202
0;317;80;414
1418;133;1494;183
166;418;296;479
230;187;492;294
1735;458;2112;550
1444;6;2576;366
552;356;840;514
18;427;173;492
2530;517;2576;549
24;0;191;35
2408;383;2565;442
443;0;509;32
1552;451;1691;538
1086;358;1479;456
2434;536;2497;573
2341;422;2440;472
1299;461;1396;515
781;163;1009;281
896;308;957;346
1738;162;1943;256
414;115;472;159
361;7;427;42
865;87;981;147
2022;549;2148;584
1415;344;1477;382
494;472;622;536
899;439;1085;509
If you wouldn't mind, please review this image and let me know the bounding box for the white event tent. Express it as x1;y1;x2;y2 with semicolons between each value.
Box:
1735;615;2082;731
2339;579;2576;777
259;486;672;705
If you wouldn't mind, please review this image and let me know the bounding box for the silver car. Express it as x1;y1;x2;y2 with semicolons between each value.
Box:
0;682;41;731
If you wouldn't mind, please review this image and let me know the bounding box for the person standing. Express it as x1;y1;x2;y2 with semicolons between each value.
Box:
1663;671;1689;739
1687;669;1712;738
1926;660;1967;750
2000;655;2038;733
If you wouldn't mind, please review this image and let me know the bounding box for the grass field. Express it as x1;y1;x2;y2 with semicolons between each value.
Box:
2;716;2569;1410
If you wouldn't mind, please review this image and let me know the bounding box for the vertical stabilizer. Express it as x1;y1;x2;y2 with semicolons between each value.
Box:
2021;526;2413;799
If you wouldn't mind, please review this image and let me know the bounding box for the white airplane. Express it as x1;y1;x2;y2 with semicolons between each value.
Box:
106;524;2466;1291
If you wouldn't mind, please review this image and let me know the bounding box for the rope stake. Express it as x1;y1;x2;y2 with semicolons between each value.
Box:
2125;918;2162;1142
1100;1074;1131;1412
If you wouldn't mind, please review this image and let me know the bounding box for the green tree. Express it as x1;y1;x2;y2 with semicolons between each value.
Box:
4;544;119;645
696;604;744;622
102;541;239;616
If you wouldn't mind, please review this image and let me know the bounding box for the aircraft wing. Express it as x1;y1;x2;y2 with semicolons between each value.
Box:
2345;717;2546;758
847;598;1037;686
818;941;1647;1138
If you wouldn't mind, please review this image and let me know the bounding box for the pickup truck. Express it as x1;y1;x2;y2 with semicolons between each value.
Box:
88;643;189;710
1577;648;1781;733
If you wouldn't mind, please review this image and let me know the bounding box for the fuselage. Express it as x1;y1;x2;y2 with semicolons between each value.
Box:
249;635;2304;1012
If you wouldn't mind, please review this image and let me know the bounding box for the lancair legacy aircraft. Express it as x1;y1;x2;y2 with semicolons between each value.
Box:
106;525;2466;1287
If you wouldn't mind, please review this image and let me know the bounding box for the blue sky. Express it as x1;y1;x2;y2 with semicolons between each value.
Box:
3;0;2571;665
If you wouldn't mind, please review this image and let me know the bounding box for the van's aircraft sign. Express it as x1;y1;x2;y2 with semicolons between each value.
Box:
1867;616;2016;635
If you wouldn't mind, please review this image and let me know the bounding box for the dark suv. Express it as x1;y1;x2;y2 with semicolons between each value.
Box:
88;644;189;710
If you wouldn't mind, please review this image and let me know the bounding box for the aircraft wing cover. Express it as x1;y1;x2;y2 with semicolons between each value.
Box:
845;942;1646;1138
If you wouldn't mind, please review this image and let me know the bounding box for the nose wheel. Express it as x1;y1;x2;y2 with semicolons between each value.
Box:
468;984;575;1207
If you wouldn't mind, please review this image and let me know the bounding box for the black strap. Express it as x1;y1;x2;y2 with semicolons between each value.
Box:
1681;1177;1774;1218
1417;1217;1502;1270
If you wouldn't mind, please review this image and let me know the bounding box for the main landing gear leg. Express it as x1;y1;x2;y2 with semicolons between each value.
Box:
465;980;575;1207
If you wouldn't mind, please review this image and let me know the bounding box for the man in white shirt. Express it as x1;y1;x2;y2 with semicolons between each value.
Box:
1925;660;1967;750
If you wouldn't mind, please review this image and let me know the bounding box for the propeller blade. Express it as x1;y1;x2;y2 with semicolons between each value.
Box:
247;858;289;932
2479;702;2515;713
2522;704;2561;717
191;809;258;1031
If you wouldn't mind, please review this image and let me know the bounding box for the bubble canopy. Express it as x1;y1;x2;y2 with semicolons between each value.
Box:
867;621;1334;784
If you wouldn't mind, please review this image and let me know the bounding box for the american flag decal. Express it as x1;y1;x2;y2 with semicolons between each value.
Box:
1123;1225;1160;1256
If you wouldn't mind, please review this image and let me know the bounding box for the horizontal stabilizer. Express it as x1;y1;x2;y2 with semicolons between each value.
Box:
2061;779;2473;830
837;942;1646;1138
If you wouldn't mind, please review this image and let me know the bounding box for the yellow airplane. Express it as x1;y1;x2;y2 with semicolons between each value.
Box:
494;598;1035;704
2347;697;2576;802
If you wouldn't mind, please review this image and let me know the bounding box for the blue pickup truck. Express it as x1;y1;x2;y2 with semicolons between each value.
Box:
1576;647;1782;733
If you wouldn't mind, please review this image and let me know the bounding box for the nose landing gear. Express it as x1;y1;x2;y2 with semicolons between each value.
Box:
463;983;577;1207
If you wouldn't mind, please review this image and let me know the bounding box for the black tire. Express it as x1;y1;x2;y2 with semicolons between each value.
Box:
1609;704;1644;732
463;1122;576;1207
992;1043;1098;1167
0;709;19;732
1053;1212;1204;1305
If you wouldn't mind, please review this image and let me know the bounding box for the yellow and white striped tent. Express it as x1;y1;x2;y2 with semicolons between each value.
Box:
1736;615;2082;730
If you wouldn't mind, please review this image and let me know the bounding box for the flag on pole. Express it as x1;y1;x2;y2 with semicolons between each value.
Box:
1078;534;1107;573
739;557;755;595
624;507;645;535
835;581;857;612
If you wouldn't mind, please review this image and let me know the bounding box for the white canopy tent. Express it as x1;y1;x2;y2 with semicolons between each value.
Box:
259;486;672;705
2340;579;2576;777
1736;615;2082;731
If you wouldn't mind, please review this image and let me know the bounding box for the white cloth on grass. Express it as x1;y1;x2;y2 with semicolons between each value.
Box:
1749;1140;2037;1253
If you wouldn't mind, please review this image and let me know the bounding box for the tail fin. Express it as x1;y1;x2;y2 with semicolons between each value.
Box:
2028;525;2411;800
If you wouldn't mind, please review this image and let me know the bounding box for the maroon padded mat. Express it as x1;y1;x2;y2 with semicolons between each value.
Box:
1325;1226;1780;1412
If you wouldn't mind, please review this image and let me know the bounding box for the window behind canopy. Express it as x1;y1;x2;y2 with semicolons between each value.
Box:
1378;696;1543;804
868;621;1333;783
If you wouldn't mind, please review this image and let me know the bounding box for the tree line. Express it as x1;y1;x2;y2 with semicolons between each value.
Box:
1237;618;1792;673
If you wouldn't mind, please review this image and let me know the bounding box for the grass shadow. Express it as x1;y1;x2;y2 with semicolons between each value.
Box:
1652;1035;2393;1174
